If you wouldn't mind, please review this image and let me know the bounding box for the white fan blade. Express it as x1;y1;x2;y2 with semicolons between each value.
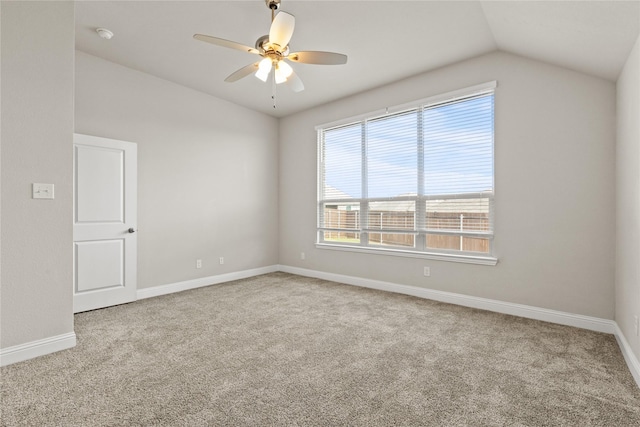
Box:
269;11;295;49
286;69;304;93
194;34;259;55
287;51;347;65
225;62;260;83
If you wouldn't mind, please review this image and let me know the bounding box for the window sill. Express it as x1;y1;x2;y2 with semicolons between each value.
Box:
315;243;498;266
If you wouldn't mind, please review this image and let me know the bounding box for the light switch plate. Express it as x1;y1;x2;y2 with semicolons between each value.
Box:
32;183;54;199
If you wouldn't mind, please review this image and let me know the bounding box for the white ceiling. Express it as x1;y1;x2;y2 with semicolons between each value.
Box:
75;1;640;118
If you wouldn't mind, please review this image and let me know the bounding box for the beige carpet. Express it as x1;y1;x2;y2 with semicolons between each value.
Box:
1;272;639;426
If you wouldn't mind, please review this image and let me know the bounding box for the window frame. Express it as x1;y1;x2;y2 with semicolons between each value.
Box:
316;82;498;266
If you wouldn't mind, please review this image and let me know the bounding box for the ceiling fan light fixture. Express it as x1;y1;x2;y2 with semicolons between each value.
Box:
193;0;347;99
255;57;272;82
275;69;287;84
274;61;293;84
277;61;293;78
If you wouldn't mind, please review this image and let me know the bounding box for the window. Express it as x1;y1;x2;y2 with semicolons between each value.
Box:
317;82;496;264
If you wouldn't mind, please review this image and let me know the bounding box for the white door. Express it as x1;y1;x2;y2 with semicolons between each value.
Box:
73;134;137;313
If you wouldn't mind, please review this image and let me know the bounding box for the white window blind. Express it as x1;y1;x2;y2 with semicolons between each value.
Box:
318;83;495;261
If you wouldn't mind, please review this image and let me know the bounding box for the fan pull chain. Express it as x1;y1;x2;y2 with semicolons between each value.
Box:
272;70;277;109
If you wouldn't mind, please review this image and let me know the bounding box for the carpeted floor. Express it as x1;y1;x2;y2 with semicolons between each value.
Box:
1;272;639;426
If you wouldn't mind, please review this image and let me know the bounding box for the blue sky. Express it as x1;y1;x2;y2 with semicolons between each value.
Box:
323;94;493;199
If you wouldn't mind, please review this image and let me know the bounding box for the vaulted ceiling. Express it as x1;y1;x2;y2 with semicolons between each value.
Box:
75;1;640;117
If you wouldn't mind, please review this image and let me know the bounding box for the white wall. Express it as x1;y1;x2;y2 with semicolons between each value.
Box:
0;2;75;348
280;51;616;319
616;34;640;360
75;52;279;289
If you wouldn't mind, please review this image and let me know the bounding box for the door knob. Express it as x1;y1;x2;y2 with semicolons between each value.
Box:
128;228;136;233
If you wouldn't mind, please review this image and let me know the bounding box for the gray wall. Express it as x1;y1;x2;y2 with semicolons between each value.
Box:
279;51;616;319
616;34;640;360
0;1;75;348
75;52;279;289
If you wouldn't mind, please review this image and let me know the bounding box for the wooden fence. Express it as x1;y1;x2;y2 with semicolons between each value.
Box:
323;209;490;253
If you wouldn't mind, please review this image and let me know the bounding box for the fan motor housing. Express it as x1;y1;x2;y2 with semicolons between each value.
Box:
256;34;288;58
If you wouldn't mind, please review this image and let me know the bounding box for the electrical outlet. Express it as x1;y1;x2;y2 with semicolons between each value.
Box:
219;257;224;265
423;266;431;277
300;252;306;260
635;315;639;337
196;259;202;269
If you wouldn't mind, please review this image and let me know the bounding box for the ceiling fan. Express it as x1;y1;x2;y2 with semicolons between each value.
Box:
193;0;347;94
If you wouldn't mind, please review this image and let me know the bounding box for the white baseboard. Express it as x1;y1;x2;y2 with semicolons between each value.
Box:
279;265;616;333
136;265;279;300
0;266;278;367
278;265;640;388
614;323;640;387
4;265;638;390
0;332;76;367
